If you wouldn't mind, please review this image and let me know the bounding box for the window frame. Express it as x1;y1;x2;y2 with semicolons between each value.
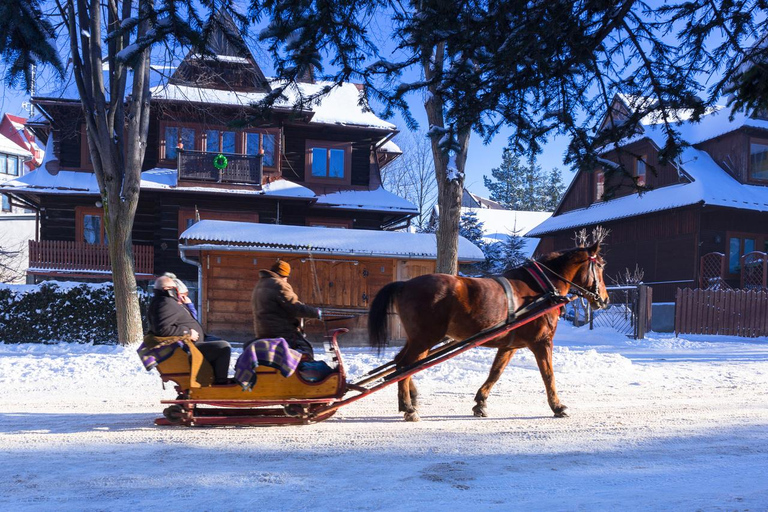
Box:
178;208;260;237
304;140;352;185
1;194;11;212
748;137;768;183
595;169;605;202
636;155;647;186
159;121;201;164
726;231;766;276
242;128;280;171
75;206;106;245
307;217;353;229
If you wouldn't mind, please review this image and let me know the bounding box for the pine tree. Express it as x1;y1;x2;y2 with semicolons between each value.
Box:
541;168;566;211
483;148;525;210
459;210;485;250
503;232;528;270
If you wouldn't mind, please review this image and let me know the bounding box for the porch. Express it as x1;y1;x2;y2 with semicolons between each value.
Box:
27;240;154;280
177;150;274;186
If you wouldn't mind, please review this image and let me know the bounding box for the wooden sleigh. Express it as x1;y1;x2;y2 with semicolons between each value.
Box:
151;329;348;426
145;294;570;427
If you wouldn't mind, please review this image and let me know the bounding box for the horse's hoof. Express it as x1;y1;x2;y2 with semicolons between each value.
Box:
404;411;420;422
553;406;569;418
472;404;487;417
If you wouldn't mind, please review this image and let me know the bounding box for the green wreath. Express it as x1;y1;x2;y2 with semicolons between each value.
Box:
213;153;228;170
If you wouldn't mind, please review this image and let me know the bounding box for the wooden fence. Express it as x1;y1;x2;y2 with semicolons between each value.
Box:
675;288;768;337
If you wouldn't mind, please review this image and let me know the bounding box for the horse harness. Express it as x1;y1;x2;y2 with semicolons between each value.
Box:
528;257;607;309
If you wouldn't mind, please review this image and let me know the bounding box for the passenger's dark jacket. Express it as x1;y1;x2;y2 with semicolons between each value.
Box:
148;290;203;338
252;269;319;342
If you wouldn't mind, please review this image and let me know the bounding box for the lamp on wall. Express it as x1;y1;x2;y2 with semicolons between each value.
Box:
714;234;722;244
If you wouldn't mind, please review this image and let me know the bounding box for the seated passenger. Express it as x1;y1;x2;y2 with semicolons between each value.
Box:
251;260;321;359
148;275;231;385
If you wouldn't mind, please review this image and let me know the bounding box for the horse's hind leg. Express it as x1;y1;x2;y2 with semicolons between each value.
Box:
395;347;428;422
473;347;517;417
529;340;568;417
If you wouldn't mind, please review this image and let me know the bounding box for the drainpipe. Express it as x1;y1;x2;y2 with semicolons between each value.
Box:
179;243;203;323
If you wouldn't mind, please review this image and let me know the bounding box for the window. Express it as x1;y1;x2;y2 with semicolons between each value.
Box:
595;170;605;201
245;132;277;168
76;207;107;245
178;209;259;237
636;156;646;186
164;126;196;160
728;235;757;274
750;139;768;181
308;218;352;229
305;141;352;184
1;194;10;212
0;154;6;174
206;130;236;154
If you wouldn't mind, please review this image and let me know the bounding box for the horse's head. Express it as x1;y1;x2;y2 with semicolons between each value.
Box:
574;242;609;310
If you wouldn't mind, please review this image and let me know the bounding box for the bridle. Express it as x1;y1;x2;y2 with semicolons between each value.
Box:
530;255;608;309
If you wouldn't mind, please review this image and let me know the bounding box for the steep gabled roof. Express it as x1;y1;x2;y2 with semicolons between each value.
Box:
170;10;270;93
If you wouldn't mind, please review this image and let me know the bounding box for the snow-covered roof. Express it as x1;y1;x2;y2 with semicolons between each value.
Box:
378;139;402;154
0;167;316;199
150;80;395;130
180;219;485;261
0;132;32;158
314;187;417;213
528;146;768;237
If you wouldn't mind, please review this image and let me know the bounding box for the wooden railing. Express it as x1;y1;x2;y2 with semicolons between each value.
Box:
28;240;154;276
178;150;275;185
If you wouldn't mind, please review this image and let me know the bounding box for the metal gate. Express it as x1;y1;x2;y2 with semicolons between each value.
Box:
587;284;652;339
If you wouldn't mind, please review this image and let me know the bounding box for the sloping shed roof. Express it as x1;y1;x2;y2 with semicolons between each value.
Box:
180;220;485;261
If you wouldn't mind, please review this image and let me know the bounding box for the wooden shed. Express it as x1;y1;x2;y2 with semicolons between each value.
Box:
179;220;485;344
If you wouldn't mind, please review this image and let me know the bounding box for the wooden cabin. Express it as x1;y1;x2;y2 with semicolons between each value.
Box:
529;94;768;302
0;11;421;296
179;220;483;343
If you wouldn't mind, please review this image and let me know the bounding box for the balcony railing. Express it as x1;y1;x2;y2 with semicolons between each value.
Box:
178;150;274;185
28;240;154;278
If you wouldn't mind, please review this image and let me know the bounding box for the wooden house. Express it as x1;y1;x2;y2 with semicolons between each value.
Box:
528;95;768;302
0;11;484;340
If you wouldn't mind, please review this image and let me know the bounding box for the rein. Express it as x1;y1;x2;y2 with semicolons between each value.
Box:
527;256;607;308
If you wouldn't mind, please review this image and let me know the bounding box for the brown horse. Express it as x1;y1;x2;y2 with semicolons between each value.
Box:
368;243;609;422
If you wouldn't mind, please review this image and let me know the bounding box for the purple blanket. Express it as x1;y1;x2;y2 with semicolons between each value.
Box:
235;338;302;391
137;339;187;371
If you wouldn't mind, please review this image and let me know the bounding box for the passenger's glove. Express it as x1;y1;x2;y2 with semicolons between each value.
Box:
317;308;323;320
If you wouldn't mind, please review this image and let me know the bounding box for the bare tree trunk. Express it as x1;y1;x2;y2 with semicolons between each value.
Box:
107;207;143;344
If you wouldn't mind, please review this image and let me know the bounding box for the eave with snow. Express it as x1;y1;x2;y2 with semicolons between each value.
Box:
0;8;419;294
178;220;483;342
531;94;768;301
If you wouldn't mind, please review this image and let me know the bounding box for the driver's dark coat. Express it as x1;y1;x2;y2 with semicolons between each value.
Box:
251;269;319;341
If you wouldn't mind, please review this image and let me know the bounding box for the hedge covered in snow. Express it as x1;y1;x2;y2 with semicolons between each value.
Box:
0;281;150;344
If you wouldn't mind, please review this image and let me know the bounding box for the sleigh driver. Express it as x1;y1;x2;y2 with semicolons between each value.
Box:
250;260;323;359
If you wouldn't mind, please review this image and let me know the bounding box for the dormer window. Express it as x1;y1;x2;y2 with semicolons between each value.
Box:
306;140;352;184
636;156;647;186
245;131;277;168
749;139;768;182
206;130;236;154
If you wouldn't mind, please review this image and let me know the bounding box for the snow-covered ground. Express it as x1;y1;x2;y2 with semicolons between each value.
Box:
1;324;767;511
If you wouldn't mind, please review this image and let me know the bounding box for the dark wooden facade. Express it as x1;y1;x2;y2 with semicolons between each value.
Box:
14;19;412;289
535;97;768;303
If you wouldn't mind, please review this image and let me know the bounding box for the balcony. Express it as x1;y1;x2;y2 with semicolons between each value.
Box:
178;150;276;186
28;240;154;280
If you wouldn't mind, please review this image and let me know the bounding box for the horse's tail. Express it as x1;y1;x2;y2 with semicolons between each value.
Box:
368;281;404;352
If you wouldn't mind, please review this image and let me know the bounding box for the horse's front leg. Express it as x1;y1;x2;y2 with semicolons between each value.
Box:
529;339;568;417
473;346;517;417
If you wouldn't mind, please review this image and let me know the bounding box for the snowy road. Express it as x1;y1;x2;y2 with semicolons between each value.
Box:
1;325;767;511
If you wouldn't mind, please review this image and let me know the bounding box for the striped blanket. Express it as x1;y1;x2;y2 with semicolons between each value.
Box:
235;338;302;391
137;338;188;371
